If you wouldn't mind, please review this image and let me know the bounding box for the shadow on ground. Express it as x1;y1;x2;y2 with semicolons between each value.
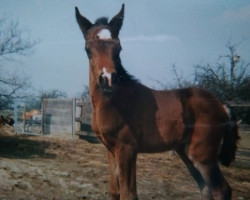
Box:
0;135;55;159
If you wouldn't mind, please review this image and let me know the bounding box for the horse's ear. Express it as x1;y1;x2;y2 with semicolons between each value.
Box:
75;7;93;37
109;4;124;38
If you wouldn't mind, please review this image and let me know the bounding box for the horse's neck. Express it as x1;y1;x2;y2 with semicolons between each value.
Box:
89;81;140;111
89;81;112;110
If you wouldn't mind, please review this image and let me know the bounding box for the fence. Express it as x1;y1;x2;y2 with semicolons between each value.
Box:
14;100;42;135
75;98;99;142
226;101;250;167
14;98;96;139
14;99;79;137
42;99;75;137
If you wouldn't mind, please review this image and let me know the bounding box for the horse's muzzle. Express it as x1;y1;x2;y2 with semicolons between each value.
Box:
99;72;117;95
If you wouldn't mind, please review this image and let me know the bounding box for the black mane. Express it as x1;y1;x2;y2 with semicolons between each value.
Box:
95;17;109;25
115;63;138;86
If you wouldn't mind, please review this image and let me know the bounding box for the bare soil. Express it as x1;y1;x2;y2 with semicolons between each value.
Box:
0;125;249;200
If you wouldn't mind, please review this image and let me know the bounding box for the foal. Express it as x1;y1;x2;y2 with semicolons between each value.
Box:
75;4;239;200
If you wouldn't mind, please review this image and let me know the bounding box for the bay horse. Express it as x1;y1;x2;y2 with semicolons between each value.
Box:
75;4;239;200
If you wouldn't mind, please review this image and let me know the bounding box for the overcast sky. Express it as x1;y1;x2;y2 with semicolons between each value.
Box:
1;0;250;97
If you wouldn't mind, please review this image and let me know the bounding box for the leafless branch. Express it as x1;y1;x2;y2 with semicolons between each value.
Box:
0;17;37;109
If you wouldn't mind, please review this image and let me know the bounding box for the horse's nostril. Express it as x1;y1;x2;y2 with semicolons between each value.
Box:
111;73;117;83
98;74;114;96
99;74;107;86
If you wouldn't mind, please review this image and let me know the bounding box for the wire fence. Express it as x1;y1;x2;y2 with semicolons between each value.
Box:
14;99;77;137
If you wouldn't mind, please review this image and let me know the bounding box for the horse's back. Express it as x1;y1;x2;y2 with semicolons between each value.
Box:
175;87;229;123
152;87;228;128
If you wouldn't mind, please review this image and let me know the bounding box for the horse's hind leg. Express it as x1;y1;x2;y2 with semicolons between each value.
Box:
176;147;213;199
195;162;231;200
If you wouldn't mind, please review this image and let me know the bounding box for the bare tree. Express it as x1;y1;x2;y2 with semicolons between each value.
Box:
171;64;194;89
192;42;250;123
153;64;194;90
0;71;31;108
0;18;37;109
0;18;36;60
194;42;250;101
77;85;92;124
38;89;68;101
78;85;90;101
168;42;250;123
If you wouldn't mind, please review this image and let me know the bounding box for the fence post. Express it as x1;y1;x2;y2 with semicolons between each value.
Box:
14;99;18;134
41;99;44;135
72;98;75;138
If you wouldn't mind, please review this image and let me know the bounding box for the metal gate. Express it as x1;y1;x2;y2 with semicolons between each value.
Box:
42;98;75;137
14;99;76;137
14;100;42;135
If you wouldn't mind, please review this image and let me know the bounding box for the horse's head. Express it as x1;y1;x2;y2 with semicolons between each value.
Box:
75;4;124;96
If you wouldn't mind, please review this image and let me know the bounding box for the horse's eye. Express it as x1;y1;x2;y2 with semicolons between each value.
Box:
85;48;92;58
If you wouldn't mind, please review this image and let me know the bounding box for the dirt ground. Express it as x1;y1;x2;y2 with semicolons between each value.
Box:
0;125;249;200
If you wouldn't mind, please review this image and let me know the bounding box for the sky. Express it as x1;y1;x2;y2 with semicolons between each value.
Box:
1;0;250;97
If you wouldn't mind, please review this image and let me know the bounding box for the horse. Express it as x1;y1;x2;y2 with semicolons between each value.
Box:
75;4;239;200
21;109;41;132
21;109;41;121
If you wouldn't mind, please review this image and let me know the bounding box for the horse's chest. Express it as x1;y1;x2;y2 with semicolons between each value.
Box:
92;109;124;140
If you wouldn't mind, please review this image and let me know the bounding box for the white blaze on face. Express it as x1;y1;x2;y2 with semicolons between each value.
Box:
97;29;112;40
102;67;112;86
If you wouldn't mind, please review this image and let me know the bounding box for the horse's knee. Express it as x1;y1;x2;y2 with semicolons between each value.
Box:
109;184;120;200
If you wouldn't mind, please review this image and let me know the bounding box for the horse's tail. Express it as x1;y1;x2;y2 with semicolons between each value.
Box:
218;105;240;166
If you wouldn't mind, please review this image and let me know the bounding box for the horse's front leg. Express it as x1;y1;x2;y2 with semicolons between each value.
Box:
115;144;138;200
108;151;120;200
